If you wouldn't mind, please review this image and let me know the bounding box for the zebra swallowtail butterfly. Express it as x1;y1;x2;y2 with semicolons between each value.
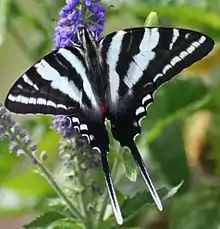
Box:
5;27;214;224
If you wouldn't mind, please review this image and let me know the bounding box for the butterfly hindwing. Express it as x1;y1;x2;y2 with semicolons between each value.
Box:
72;113;123;225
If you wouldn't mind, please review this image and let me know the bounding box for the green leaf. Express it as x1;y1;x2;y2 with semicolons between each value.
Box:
121;182;183;221
45;198;67;211
49;219;83;229
170;186;220;229
23;211;66;229
149;123;190;190
164;181;184;199
0;0;10;45
122;149;138;182
96;220;116;229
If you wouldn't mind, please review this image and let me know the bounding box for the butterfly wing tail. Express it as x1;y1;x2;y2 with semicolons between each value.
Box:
129;143;163;211
100;150;123;225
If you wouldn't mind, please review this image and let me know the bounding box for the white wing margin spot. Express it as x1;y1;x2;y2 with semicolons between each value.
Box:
142;94;152;106
135;106;145;116
80;124;88;131
29;97;36;104
46;100;56;108
8;94;68;110
72;117;80;124
37;98;46;105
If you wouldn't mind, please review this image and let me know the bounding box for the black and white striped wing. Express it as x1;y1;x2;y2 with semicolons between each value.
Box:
100;27;214;210
101;27;214;110
5;46;99;115
101;27;214;145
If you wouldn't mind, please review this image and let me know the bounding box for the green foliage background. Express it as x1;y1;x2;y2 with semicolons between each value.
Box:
0;0;220;228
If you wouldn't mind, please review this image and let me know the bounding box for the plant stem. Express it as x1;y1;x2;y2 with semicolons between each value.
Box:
6;123;84;221
29;154;84;221
97;189;108;222
75;160;86;218
75;151;94;229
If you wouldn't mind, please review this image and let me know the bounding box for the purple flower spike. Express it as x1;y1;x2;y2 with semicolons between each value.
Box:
32;157;38;164
0;126;4;133
14;124;21;134
0;104;36;156
52;115;75;138
85;0;92;7
9;143;19;153
0;107;6;115
8;135;15;141
30;144;37;151
22;135;30;146
54;0;106;48
20;129;28;137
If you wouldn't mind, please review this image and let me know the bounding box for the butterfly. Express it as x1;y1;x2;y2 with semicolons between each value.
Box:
5;27;214;224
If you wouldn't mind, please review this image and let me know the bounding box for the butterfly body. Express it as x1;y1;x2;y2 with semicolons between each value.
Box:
5;27;214;224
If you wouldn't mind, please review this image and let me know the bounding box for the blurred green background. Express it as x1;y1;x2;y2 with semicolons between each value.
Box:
1;0;220;228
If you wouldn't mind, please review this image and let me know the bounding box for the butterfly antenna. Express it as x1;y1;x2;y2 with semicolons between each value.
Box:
129;142;163;211
101;151;123;225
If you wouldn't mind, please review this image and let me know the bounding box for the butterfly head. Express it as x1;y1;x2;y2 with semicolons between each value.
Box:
76;27;97;49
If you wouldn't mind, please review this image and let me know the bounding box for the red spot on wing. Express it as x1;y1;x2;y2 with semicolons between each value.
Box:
101;105;107;114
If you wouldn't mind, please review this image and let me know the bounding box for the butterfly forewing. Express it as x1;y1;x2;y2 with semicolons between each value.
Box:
100;27;214;111
100;27;214;132
5;46;100;116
